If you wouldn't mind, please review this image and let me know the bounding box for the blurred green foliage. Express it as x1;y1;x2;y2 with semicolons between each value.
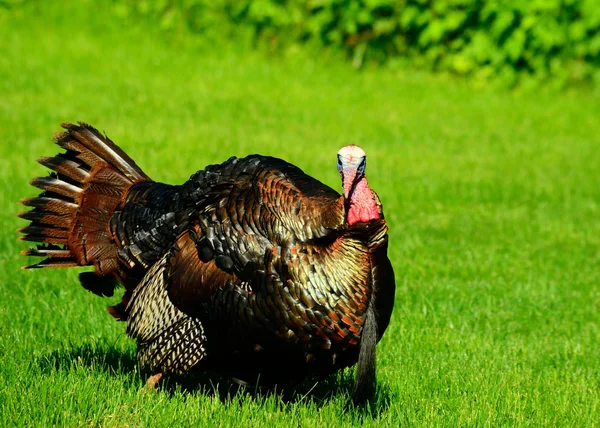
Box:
9;0;600;87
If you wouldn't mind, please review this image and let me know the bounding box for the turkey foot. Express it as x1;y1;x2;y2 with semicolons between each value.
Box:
144;373;163;391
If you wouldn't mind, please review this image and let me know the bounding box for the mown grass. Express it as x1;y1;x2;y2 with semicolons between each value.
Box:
1;1;599;426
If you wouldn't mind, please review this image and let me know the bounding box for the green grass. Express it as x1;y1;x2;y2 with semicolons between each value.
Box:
1;2;600;426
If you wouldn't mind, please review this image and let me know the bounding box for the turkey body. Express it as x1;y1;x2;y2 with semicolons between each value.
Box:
19;123;395;402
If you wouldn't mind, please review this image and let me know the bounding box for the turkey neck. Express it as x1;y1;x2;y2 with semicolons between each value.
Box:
347;177;380;226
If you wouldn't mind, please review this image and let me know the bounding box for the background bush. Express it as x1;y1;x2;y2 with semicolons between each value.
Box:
107;0;600;87
4;0;595;87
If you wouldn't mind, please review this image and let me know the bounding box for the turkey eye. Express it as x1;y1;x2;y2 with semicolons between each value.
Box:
337;156;343;173
357;158;366;175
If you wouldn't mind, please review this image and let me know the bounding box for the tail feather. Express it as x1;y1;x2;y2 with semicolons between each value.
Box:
21;196;78;213
20;244;79;269
21;246;72;258
37;156;90;182
19;122;150;279
18;210;72;228
54;122;147;181
29;176;82;199
18;225;69;240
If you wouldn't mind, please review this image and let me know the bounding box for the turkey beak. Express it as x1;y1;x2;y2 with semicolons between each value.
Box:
342;169;358;199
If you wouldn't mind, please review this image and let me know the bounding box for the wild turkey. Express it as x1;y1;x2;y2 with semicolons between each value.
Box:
18;122;395;404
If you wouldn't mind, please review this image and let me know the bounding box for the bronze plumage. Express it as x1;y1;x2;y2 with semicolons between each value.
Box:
18;122;395;404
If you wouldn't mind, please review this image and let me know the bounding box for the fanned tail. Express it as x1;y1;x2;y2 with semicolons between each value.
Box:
18;122;150;296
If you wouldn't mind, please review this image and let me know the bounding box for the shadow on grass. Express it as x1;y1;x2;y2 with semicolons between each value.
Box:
38;343;390;417
39;342;138;378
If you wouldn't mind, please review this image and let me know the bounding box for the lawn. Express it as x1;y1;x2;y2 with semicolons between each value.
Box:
1;2;599;426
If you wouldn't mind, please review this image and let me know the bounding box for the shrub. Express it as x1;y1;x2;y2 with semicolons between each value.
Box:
112;0;600;87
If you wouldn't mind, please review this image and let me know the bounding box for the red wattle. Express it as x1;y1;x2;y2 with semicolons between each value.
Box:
347;178;379;225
